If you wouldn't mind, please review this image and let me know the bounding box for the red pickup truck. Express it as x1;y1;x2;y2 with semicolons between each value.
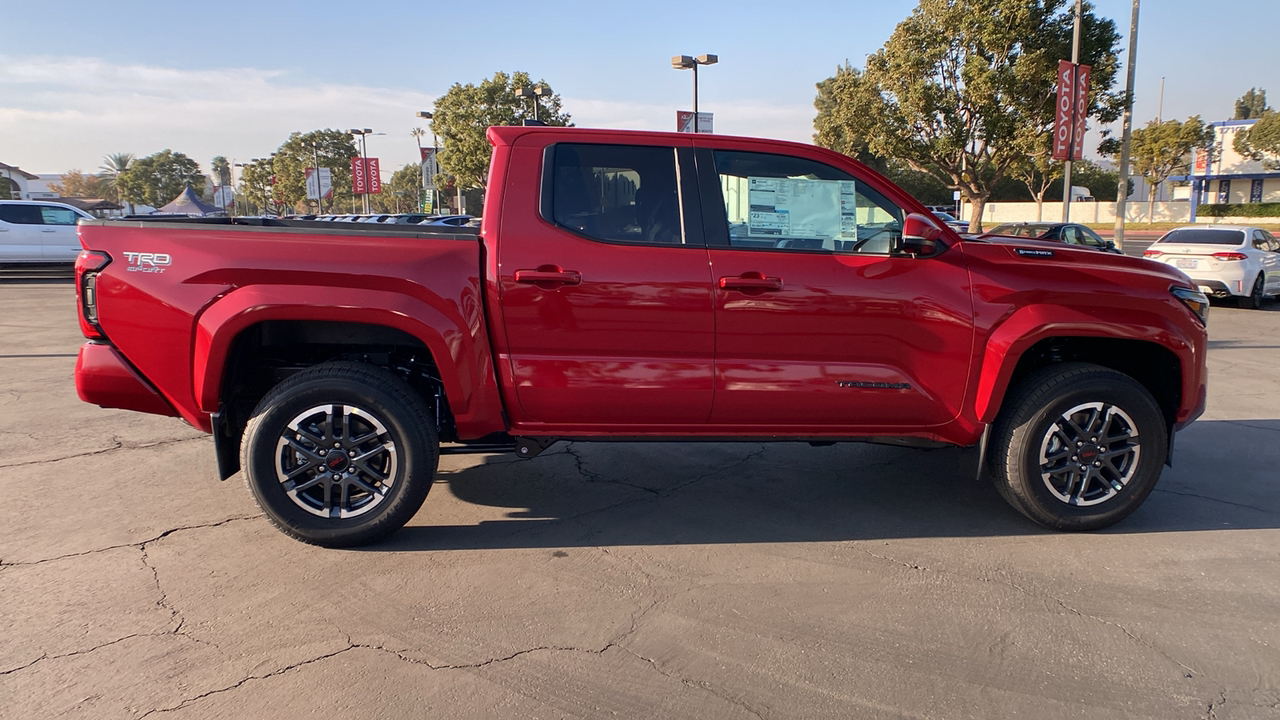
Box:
73;126;1209;546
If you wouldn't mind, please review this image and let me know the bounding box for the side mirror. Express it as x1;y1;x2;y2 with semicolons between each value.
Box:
900;213;944;257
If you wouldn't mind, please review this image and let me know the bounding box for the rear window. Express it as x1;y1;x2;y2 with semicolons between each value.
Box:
991;224;1050;238
1156;229;1245;245
549;143;681;245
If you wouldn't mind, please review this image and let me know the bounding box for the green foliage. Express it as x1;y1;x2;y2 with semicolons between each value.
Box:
210;156;231;186
381;163;423;213
881;161;953;204
237;159;275;215
812;0;1122;231
98;152;134;205
1197;202;1280;218
1233;111;1280;169
115;149;203;208
1233;88;1270;120
1119;116;1212;199
48;170;111;199
431;71;571;189
1068;159;1130;201
271;129;359;212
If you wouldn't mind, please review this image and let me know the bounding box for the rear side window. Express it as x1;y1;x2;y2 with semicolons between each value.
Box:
0;204;43;224
711;150;903;254
1157;229;1245;245
549;144;682;245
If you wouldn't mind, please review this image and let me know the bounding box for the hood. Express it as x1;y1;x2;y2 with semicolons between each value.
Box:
958;235;1194;287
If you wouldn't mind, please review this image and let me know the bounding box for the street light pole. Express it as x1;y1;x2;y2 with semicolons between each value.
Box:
672;54;717;132
349;128;373;213
1113;0;1140;252
1061;0;1082;224
311;142;325;215
416;111;437;213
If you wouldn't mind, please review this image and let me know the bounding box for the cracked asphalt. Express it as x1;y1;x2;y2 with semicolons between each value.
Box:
2;275;1278;719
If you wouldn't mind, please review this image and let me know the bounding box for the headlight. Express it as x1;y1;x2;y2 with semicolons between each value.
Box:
1171;286;1209;326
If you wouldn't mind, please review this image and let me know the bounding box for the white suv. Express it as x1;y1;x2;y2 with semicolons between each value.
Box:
0;200;94;265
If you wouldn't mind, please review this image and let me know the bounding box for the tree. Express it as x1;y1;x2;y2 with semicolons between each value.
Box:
48;170;111;199
1068;159;1130;202
270;129;359;213
1009;133;1064;221
210;156;231;187
1233;88;1270;120
812;0;1122;231
236;159;275;215
115;150;204;209
431;71;571;189
1114;116;1211;223
99;152;134;207
1233;110;1280;170
382;163;423;213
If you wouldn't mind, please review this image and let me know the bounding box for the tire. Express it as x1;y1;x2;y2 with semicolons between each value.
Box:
989;362;1167;531
1237;273;1265;309
241;361;439;547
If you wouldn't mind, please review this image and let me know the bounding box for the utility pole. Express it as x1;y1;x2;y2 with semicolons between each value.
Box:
1113;0;1140;252
1061;0;1083;225
311;142;325;215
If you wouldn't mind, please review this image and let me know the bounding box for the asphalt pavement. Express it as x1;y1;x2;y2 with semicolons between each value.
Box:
2;275;1278;719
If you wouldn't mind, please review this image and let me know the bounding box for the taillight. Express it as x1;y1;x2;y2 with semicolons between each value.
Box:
76;250;111;339
1143;250;1163;258
1211;252;1248;261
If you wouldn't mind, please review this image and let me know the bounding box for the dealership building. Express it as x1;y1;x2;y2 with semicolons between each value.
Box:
1187;119;1280;216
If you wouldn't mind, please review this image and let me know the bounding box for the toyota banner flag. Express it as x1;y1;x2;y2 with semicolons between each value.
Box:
350;158;382;195
1053;60;1091;161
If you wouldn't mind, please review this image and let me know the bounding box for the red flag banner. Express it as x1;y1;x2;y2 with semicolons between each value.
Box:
351;157;368;194
1053;60;1075;161
1072;63;1092;160
1053;60;1092;161
367;158;382;194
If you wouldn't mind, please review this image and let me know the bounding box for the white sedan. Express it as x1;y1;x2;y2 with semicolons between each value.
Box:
1143;225;1280;309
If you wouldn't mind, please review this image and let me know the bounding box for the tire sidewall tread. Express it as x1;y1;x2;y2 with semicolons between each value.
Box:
241;361;438;547
990;362;1167;531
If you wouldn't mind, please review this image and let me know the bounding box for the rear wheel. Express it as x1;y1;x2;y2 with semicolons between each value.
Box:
989;363;1167;531
241;362;439;547
1237;273;1265;309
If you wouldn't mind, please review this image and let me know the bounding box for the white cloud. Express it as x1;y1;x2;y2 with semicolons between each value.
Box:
0;55;818;177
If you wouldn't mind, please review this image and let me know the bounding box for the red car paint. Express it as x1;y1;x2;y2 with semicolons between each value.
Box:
74;127;1207;455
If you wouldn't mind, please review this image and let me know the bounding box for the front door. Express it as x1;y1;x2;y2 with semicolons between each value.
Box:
497;139;715;427
696;146;975;430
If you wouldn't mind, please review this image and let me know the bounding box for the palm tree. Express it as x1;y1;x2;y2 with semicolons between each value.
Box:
100;153;134;211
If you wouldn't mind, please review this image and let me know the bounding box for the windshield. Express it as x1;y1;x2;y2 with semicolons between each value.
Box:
933;212;957;221
1156;229;1246;246
990;224;1051;238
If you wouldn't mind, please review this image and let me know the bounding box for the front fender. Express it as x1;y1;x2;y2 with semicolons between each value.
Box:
972;303;1200;424
192;284;506;438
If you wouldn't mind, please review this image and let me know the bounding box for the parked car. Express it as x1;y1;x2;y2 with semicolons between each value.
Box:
930;210;970;234
1142;225;1280;308
986;222;1121;254
72;125;1208;547
0;200;94;265
420;214;475;227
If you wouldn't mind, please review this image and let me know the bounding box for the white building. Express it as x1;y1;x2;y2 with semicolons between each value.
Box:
1185;119;1280;217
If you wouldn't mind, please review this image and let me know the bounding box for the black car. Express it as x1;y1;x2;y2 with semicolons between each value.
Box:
985;222;1122;254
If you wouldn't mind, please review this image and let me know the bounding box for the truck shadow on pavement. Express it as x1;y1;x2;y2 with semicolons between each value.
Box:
372;419;1280;552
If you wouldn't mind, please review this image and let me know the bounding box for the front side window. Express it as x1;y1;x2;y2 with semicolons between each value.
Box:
39;206;80;225
713;150;902;254
1079;227;1107;248
550;144;681;245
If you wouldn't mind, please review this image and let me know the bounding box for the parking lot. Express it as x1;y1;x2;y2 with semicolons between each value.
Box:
1;273;1277;719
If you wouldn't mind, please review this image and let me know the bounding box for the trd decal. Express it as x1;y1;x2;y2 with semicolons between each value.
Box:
837;381;912;390
122;252;172;273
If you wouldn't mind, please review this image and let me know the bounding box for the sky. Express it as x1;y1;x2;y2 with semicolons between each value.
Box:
2;0;1277;180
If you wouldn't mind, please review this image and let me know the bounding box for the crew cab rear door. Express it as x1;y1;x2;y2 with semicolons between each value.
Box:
693;140;976;428
494;133;715;427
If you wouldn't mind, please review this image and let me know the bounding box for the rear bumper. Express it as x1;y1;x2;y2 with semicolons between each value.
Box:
75;341;179;418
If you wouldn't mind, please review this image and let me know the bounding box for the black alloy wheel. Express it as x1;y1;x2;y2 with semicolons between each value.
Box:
1238;274;1266;309
989;363;1167;531
241;362;439;547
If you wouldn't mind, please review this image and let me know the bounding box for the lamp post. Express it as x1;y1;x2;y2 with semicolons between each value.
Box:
309;142;325;215
416;111;439;213
349;128;374;213
671;54;717;132
515;85;553;124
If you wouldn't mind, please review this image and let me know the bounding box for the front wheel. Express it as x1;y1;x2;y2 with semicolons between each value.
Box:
241;362;439;547
989;363;1167;531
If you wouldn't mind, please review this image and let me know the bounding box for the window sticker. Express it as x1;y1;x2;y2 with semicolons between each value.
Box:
744;177;856;239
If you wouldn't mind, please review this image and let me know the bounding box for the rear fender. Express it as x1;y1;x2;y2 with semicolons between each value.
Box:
193;284;505;437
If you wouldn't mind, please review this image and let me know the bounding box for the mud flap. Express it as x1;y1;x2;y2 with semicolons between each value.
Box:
211;409;241;480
